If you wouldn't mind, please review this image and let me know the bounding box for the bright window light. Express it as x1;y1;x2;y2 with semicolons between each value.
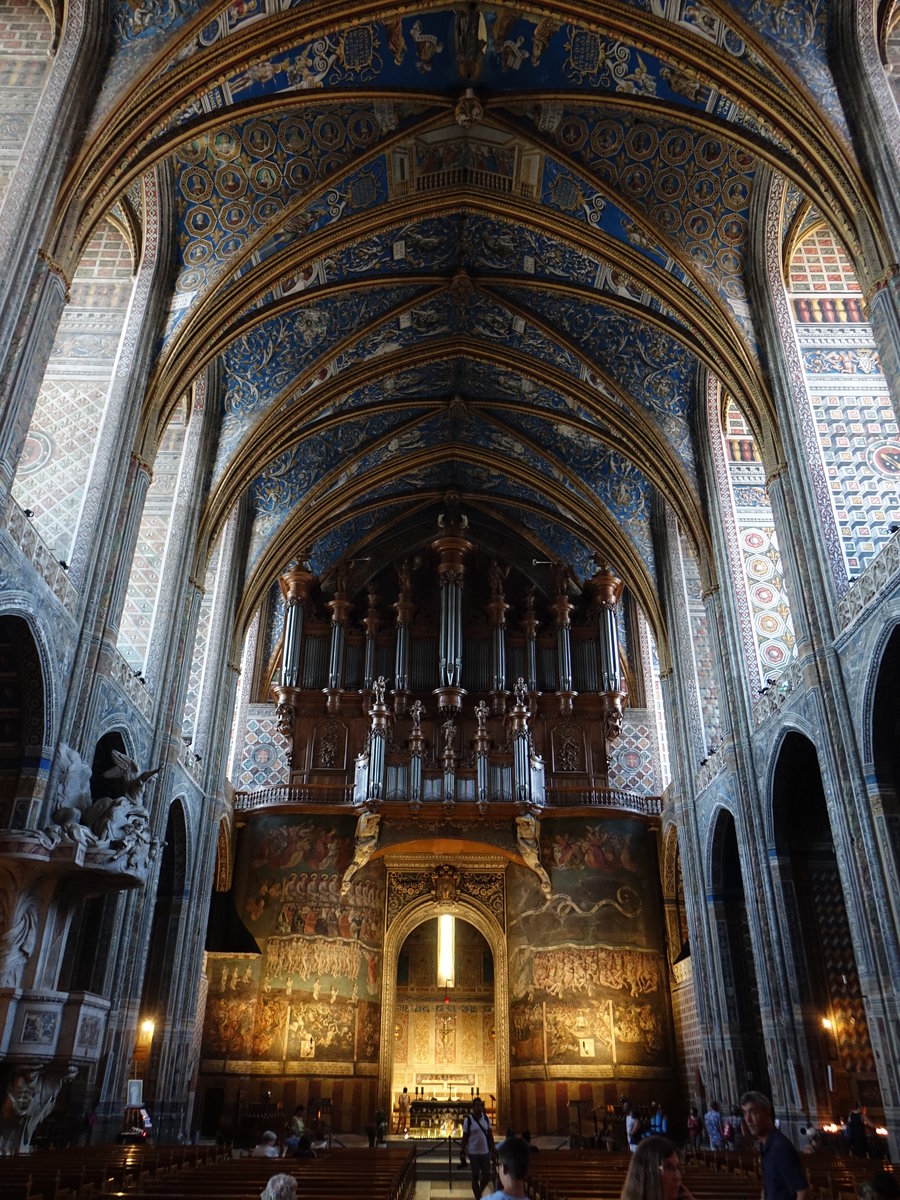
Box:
438;914;454;988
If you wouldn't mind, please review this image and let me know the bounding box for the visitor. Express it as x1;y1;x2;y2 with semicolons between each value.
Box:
252;1130;280;1158
461;1095;495;1200
649;1102;668;1136
625;1101;642;1151
397;1086;410;1135
522;1128;539;1154
704;1102;725;1150
484;1134;530;1200
285;1103;305;1151
260;1175;296;1200
847;1105;870;1158
740;1091;809;1200
686;1108;701;1152
620;1135;696;1200
293;1133;316;1159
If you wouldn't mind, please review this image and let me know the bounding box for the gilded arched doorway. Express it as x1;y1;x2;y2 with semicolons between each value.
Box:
378;860;511;1127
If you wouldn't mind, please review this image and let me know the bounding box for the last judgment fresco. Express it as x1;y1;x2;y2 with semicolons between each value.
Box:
202;814;385;1068
507;816;669;1070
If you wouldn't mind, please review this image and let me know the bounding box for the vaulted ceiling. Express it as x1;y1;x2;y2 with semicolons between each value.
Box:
55;0;885;646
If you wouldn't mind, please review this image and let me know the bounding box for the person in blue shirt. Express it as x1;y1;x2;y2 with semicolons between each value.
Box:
740;1092;809;1200
649;1103;668;1136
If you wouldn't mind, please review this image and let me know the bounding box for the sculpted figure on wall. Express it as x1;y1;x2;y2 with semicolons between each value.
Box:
0;884;38;989
0;1063;77;1155
41;745;161;874
515;814;551;895
340;811;381;895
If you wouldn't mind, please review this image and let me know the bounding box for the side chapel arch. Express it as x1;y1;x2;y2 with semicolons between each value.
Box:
378;867;510;1126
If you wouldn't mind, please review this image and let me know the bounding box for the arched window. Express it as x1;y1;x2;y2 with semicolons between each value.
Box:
786;223;899;581
710;386;796;689
0;0;53;214
11;218;135;565
116;400;189;672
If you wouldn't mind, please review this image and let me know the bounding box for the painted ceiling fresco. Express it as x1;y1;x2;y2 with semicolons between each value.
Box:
66;0;873;628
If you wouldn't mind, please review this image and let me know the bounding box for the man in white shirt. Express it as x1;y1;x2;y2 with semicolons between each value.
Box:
461;1096;495;1200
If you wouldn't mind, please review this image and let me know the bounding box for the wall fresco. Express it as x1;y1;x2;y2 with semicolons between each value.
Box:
202;814;385;1068
507;817;669;1070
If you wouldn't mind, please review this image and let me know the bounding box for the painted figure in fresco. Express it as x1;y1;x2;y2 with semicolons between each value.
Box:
455;5;487;79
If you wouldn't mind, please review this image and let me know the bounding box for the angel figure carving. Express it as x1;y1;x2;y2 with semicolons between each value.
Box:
71;749;162;871
340;811;381;895
516;813;551;895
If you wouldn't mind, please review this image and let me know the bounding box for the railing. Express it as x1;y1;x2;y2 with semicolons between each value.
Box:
233;782;355;811
234;780;661;815
543;784;662;816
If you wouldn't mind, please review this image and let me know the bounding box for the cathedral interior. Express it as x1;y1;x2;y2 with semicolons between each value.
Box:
0;0;900;1161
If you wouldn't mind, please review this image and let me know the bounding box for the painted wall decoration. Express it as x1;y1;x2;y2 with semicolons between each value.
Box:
202;814;385;1069
788;228;900;579
507;817;669;1071
12;222;134;563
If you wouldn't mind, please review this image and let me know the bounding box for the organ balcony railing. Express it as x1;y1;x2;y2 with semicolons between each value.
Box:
232;777;661;817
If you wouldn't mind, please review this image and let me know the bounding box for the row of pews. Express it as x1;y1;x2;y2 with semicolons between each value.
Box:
525;1149;898;1200
0;1145;415;1200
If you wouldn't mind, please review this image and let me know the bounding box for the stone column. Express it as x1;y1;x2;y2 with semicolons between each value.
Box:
827;2;900;417
0;0;108;496
0;264;68;499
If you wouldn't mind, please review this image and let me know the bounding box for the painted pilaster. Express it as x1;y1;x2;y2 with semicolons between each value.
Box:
0;0;108;452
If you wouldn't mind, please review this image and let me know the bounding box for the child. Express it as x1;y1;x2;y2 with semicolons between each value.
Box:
485;1135;530;1200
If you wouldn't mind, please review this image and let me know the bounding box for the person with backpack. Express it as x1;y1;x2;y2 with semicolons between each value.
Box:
461;1095;496;1200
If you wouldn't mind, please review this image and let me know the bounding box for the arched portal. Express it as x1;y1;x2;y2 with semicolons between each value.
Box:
709;809;769;1098
772;733;881;1119
138;802;188;1102
379;875;511;1127
871;625;900;895
391;917;495;1119
0;613;47;827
